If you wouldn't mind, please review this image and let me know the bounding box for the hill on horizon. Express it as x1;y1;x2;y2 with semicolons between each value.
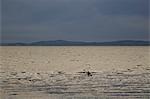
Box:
1;40;150;46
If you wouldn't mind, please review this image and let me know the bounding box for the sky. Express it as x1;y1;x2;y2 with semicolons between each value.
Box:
1;0;149;43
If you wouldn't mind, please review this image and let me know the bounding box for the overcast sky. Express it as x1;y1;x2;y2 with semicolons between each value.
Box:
1;0;149;42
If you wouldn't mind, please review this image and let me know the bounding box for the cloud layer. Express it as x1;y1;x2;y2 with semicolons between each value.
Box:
2;0;149;42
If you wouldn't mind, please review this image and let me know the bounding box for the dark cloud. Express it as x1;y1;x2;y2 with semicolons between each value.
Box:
1;0;149;42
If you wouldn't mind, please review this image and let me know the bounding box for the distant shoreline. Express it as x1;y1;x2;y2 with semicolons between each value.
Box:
1;40;150;46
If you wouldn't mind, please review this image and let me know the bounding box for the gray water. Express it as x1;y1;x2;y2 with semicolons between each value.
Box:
1;65;150;99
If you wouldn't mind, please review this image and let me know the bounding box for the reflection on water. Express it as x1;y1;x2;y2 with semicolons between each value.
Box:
1;65;150;99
